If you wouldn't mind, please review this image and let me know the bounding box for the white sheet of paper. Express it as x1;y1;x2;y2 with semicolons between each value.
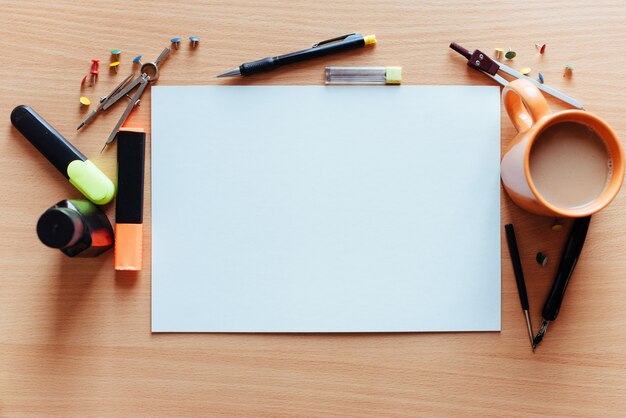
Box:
151;86;501;333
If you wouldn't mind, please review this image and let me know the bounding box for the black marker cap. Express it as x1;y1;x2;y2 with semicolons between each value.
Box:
116;130;146;223
37;207;84;249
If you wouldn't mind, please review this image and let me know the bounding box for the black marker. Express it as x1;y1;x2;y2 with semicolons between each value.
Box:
11;105;115;205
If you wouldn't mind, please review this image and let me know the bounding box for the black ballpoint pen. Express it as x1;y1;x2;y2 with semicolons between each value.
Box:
533;216;592;349
216;33;376;77
504;224;535;351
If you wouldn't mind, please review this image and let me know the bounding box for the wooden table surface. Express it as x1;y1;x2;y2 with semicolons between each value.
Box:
2;1;626;416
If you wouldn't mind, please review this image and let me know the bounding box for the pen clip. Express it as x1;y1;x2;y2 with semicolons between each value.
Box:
312;33;357;48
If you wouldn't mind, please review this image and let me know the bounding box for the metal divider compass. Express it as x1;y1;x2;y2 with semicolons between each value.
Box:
76;48;170;152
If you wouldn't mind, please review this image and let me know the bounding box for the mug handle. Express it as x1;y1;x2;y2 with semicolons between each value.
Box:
503;79;550;133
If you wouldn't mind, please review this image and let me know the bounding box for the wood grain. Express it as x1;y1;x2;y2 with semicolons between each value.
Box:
2;0;626;416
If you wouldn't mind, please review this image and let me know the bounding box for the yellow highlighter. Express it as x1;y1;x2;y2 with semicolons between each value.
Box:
11;105;115;205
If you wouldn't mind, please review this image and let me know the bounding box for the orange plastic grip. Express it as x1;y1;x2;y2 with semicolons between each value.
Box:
115;223;143;271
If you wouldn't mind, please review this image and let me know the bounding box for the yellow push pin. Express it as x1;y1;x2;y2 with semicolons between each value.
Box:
519;67;532;75
109;61;120;73
551;219;564;231
79;96;91;107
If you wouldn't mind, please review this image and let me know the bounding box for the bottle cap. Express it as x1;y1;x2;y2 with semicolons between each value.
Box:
37;207;84;249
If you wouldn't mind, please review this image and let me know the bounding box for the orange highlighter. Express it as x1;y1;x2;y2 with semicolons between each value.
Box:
115;128;146;270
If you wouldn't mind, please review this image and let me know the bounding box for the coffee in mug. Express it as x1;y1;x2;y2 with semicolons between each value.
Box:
500;79;624;217
529;122;612;209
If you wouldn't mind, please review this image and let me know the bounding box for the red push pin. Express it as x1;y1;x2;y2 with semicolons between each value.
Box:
90;59;100;86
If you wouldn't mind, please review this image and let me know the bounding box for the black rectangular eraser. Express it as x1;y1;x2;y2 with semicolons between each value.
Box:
116;130;146;223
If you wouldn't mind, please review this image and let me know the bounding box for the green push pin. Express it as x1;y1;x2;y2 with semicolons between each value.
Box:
111;49;122;60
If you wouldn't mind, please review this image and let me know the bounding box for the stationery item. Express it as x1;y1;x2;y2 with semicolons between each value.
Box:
115;128;146;271
189;36;200;48
563;64;574;77
100;48;169;151
500;79;624;217
449;42;584;109
37;199;114;257
533;216;591;349
325;66;402;85
170;38;182;49
75;49;169;151
216;33;376;78
536;252;548;267
77;73;135;130
535;43;546;54
10;105;115;205
151;85;501;332
90;59;99;86
505;49;516;60
504;224;534;350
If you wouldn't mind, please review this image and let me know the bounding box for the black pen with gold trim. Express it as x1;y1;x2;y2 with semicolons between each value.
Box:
505;224;535;351
217;33;376;77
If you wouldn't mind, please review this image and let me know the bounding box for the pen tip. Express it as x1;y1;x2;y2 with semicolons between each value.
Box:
216;68;241;78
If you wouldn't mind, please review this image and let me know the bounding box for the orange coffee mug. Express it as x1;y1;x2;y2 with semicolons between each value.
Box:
500;79;624;217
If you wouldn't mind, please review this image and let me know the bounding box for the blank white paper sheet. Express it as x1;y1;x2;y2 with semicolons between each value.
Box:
151;86;501;333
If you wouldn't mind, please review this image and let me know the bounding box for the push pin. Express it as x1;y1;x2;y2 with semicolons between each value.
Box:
90;59;100;86
519;67;531;76
79;96;91;107
189;36;200;48
551;219;564;231
170;37;182;49
132;55;142;66
538;72;544;84
536;252;548;267
111;49;122;60
505;48;516;60
535;43;546;54
109;61;120;73
563;64;574;78
494;48;504;60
